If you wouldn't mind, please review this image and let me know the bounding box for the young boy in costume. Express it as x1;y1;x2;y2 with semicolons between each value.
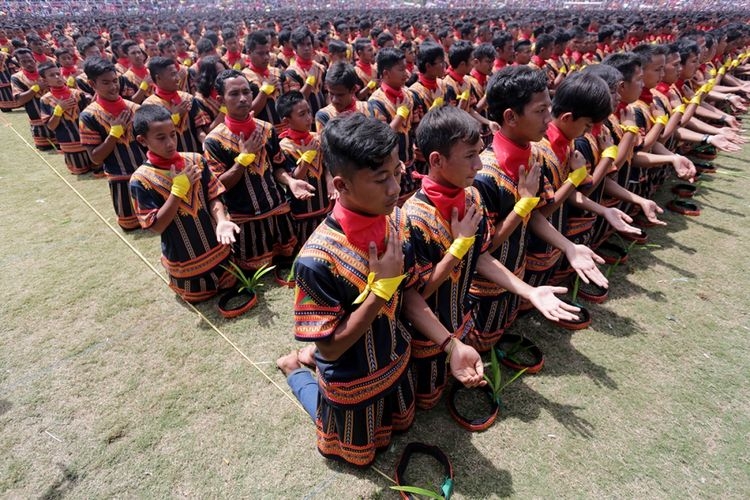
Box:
79;57;145;230
368;47;418;204
11;48;57;150
276;112;484;467
203;69;297;271
276;90;333;245
120;40;152;104
282;27;326;126
315;62;370;132
38;62;93;175
352;37;377;100
130;104;238;302
404;105;580;405
143;56;210;154
242;31;283;134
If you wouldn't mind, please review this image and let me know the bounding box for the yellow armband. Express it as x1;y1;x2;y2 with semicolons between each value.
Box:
620;124;639;135
235;152;256;167
601;145;619;160
448;235;476;260
171;113;181;125
396;105;410;119
718;66;726;76
232;62;242;70
366;80;377;90
709;67;717;77
139;80;149;91
353;272;406;304
183;58;192;67
170;173;190;201
66;76;76;88
297;149;317;165
559;66;567;75
429;96;444;110
53;104;64;117
689;95;701;105
305;75;316;86
654;115;669;126
673;103;686;115
260;83;275;95
566;166;588;187
513;197;540;218
109;124;124;138
219;105;228;115
31;84;40;93
458;89;470;101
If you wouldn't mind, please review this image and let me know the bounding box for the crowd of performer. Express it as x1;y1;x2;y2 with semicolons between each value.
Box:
2;8;749;468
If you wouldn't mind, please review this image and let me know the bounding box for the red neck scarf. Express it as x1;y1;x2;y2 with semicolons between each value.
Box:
356;60;373;77
674;79;686;92
49;85;72;100
224;113;256;138
0;37;7;44
420;175;465;221
405;62;415;73
279;128;312;145
249;63;269;78
281;47;295;58
154;86;181;105
21;69;40;82
546;122;572;165
492;131;531;183
61;65;78;77
418;73;438;91
32;52;48;63
295;56;313;72
130;65;148;79
226;50;243;65
531;55;545;67
117;57;130;69
380;82;404;103
616;101;629;117
147;150;185;172
332;201;387;254
470;69;487;87
639;87;653;105
96;95;128;116
341;99;358;113
494;58;507;70
209;88;219;100
447;67;464;83
590;123;603;137
655;82;671;94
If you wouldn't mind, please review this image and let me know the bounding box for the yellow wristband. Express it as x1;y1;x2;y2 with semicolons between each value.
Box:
366;80;377;90
235;152;256;167
673;104;686;115
183;58;192;67
109;124;124;138
139;81;149;91
66;76;76;88
709;68;717;77
448;235;476;260
53;104;64;117
31;84;40;93
353;272;407;304
566;165;588;187
719;67;726;76
305;75;316;86
559;66;567;74
171;113;181;125
655;115;669;126
396;105;410;119
689;95;701;105
601;145;618;160
620;124;639;135
429;96;444;110
261;83;275;95
219;105;228;115
232;62;242;70
170;173;191;201
513;197;540;218
458;89;470;101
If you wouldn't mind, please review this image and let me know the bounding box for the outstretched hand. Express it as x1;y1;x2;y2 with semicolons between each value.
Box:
449;341;486;388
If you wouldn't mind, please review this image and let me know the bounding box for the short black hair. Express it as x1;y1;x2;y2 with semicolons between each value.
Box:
473;43;496;62
322;113;398;178
486;66;548;125
602;52;642;82
448;40;473;68
245;31;268;53
580;63;623;91
353;37;371;55
535;34;555;54
514;39;531;52
416;106;481;160
83;57;117;81
416;41;444;74
214;69;247;96
196;55;227;97
328;39;347;55
491;32;513;50
551;72;612;122
276;90;306;119
196;38;215;57
674;39;699;64
134;104;173;137
37;61;58;77
121;40;139;55
325;62;358;90
632;43;669;66
76;36;97;56
147;56;175;82
290;27;313;49
376;47;404;78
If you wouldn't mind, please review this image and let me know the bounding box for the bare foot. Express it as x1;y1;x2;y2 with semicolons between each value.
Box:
276;350;302;376
297;344;316;368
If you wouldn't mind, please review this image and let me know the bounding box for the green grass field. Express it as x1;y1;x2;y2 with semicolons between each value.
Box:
1;108;749;498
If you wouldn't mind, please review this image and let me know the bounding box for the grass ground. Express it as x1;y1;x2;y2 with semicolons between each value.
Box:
0;108;748;498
